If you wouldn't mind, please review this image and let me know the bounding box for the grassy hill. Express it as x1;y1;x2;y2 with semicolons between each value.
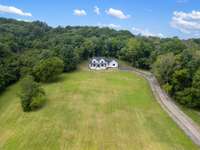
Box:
0;66;199;150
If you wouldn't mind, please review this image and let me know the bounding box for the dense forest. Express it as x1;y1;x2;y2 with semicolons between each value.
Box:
1;17;200;109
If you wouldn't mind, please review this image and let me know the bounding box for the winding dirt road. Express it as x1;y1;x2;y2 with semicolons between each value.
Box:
119;67;200;146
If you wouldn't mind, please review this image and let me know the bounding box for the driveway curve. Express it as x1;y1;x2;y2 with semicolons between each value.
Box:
119;66;200;146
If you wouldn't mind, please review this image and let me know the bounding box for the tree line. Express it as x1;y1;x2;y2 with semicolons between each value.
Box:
1;17;200;110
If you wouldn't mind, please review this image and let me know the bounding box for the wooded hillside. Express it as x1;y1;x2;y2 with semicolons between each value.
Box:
1;17;200;108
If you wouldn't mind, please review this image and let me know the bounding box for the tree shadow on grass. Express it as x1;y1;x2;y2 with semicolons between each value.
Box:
43;75;66;84
30;102;47;112
23;99;48;113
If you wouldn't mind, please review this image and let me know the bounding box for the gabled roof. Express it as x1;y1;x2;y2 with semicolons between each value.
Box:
89;57;116;63
91;57;107;61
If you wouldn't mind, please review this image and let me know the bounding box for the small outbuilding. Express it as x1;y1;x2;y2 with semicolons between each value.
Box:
89;57;118;70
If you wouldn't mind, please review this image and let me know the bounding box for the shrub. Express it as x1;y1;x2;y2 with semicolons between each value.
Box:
30;93;46;110
163;83;172;95
33;57;64;82
175;88;195;108
19;75;46;112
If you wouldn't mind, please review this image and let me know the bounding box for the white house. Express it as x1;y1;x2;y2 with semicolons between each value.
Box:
89;57;118;70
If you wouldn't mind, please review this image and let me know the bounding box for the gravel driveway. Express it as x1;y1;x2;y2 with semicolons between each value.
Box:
119;66;200;146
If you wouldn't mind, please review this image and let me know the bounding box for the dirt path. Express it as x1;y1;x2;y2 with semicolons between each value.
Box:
119;67;200;146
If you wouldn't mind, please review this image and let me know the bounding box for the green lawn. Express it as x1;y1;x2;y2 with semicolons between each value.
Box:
181;106;200;126
0;68;199;150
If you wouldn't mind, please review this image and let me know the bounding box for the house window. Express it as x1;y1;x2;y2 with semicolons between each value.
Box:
101;64;104;67
113;64;115;66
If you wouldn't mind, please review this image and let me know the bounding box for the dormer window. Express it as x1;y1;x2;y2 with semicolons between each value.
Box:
100;59;105;63
89;58;118;70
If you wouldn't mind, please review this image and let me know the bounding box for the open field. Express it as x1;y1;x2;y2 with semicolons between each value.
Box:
0;67;199;150
181;106;200;126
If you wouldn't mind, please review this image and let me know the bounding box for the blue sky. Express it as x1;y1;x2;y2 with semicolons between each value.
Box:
0;0;200;39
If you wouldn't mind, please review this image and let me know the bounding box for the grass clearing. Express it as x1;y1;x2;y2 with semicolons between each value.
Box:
181;106;200;126
0;67;199;150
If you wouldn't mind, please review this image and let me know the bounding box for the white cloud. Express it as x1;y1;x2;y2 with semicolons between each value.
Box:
132;27;164;38
98;23;121;30
0;4;32;16
170;10;200;35
106;8;130;19
73;9;87;16
107;24;121;30
94;6;100;15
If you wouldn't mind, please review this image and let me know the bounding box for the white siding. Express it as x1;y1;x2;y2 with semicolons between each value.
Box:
92;59;97;63
100;59;105;64
89;58;118;70
108;60;118;68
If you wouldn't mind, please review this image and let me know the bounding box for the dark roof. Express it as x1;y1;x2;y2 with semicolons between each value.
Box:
89;57;116;63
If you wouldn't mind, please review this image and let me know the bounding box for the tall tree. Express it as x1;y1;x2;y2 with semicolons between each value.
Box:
152;53;176;84
59;45;79;72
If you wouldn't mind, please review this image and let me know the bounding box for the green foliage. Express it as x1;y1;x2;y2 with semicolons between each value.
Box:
120;38;140;64
1;17;200;109
59;45;79;72
180;49;200;74
152;53;176;84
160;38;186;54
77;38;95;59
0;18;133;92
193;69;200;89
120;38;153;69
30;93;46;110
163;83;173;95
33;57;64;82
191;69;200;107
172;69;191;92
0;43;20;91
175;88;195;107
19;75;46;112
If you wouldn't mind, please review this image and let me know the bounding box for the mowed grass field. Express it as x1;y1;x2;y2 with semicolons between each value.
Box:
181;106;200;127
0;67;199;150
